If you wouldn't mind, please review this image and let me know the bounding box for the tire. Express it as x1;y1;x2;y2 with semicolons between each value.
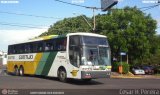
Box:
19;67;24;76
58;69;67;82
14;67;19;76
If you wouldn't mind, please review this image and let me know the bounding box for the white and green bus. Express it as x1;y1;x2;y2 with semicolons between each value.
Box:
7;32;111;82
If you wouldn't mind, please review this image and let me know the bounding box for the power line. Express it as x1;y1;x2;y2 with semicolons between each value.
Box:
0;11;62;19
141;3;160;11
1;0;154;23
109;3;160;11
139;3;160;10
54;0;101;9
0;22;49;29
54;0;160;11
54;0;88;8
0;22;46;27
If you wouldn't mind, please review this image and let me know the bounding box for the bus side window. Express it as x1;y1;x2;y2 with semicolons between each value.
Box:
44;40;53;51
69;36;80;67
55;38;66;51
15;45;19;54
29;43;33;53
24;43;33;53
63;38;67;50
8;45;13;54
12;46;16;54
19;44;25;54
36;42;44;52
38;44;43;52
45;43;50;51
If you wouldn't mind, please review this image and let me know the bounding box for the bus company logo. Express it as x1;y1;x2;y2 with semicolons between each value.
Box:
19;55;34;60
1;89;8;95
0;0;19;4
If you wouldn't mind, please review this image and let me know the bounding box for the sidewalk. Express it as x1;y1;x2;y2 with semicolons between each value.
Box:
0;66;7;76
111;72;160;79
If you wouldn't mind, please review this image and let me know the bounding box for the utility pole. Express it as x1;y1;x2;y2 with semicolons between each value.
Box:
73;7;97;33
92;7;96;32
85;7;98;32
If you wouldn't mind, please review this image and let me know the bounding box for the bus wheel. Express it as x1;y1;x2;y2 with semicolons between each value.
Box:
14;67;19;76
19;67;24;76
58;69;67;82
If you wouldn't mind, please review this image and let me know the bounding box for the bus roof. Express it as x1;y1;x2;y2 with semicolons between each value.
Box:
10;32;107;45
67;32;107;38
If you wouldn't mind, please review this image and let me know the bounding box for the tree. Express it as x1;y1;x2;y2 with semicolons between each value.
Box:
96;6;157;65
39;16;92;36
39;6;158;65
147;35;160;65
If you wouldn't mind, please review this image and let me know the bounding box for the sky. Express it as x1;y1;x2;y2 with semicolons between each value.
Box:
0;0;160;52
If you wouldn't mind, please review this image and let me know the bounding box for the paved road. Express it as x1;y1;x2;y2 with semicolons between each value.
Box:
1;75;160;89
0;71;160;95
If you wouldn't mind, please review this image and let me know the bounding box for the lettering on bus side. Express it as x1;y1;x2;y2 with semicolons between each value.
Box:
8;56;15;59
57;56;66;59
19;55;33;59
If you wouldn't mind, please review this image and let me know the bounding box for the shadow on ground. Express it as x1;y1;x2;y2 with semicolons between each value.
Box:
22;75;104;85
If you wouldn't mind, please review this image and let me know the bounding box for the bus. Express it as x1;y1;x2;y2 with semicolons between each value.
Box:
7;32;111;82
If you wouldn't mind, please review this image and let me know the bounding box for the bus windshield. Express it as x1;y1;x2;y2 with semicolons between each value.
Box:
69;35;111;67
80;36;110;66
81;46;110;66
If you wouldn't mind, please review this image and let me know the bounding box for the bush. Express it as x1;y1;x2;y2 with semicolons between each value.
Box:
154;66;160;74
122;62;130;74
112;62;130;74
112;62;119;71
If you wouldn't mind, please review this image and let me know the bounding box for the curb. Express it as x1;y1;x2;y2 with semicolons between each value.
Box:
111;75;160;79
111;75;142;79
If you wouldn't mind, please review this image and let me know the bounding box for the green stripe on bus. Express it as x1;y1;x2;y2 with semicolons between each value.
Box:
41;51;58;76
35;52;50;75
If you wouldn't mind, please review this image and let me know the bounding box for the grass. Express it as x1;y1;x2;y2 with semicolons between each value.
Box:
155;73;160;76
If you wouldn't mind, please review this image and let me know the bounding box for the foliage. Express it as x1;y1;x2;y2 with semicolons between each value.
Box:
149;35;160;65
96;6;157;65
39;6;159;66
112;62;119;72
39;16;92;36
122;62;130;74
112;62;130;74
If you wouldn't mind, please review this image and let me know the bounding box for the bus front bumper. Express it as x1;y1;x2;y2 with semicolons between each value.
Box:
81;71;111;79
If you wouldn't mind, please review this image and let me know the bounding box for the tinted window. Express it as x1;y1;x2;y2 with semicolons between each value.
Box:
54;38;67;51
8;45;13;55
25;43;33;53
8;37;67;54
19;44;25;54
69;36;81;67
44;40;53;51
82;36;108;45
69;36;80;46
